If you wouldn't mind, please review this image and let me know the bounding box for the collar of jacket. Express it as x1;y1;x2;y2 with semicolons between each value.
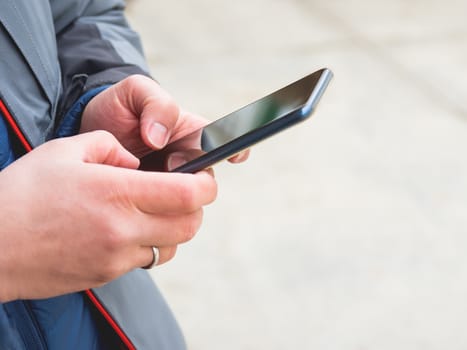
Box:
0;1;61;148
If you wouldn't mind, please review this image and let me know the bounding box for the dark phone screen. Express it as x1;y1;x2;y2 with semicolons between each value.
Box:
199;70;323;151
140;69;327;172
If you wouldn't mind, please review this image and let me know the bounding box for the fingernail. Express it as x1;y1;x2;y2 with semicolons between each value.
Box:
167;152;189;171
148;122;169;149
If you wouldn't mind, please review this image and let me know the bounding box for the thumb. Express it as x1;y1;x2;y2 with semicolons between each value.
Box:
76;131;140;169
122;76;179;150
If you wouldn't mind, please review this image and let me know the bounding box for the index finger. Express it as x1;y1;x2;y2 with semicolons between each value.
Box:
124;169;218;214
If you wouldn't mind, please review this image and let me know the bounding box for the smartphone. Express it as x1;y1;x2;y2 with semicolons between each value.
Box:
140;68;333;173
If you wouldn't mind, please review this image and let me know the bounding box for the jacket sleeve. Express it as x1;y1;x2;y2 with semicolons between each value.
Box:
55;0;151;127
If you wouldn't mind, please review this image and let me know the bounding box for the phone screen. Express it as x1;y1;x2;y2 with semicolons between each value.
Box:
140;68;332;173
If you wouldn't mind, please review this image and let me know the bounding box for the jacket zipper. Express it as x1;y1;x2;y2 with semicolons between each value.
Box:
3;300;48;350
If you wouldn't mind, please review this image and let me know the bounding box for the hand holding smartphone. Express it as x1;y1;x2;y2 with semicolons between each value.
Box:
140;68;333;173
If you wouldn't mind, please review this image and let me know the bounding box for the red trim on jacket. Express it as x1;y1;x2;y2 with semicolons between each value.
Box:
0;98;134;350
85;290;136;350
0;99;32;152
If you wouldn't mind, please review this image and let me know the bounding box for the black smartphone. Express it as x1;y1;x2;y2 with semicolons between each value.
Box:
140;68;333;173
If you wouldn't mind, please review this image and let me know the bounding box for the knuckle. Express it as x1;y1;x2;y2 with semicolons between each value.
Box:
40;137;68;154
124;74;149;88
176;182;198;211
148;94;180;124
93;241;128;282
162;98;180;119
149;88;179;116
87;130;117;151
199;174;218;204
97;218;128;253
93;129;112;139
173;174;217;211
180;210;204;243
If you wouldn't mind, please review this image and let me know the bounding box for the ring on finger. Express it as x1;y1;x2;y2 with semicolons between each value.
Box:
143;246;160;269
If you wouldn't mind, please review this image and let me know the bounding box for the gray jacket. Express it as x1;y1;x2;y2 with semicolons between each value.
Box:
0;1;185;349
0;0;149;147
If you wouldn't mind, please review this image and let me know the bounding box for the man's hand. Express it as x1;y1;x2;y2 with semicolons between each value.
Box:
0;132;217;302
80;74;249;162
81;75;201;157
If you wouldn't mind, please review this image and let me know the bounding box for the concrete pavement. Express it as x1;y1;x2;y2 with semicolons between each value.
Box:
126;1;467;349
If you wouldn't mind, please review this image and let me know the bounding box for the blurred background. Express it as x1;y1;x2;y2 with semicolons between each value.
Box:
126;1;467;349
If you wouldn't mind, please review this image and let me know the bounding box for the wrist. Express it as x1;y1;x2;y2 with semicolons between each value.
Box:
55;85;111;138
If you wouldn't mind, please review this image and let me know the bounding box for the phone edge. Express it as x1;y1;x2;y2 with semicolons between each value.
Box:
172;68;333;173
